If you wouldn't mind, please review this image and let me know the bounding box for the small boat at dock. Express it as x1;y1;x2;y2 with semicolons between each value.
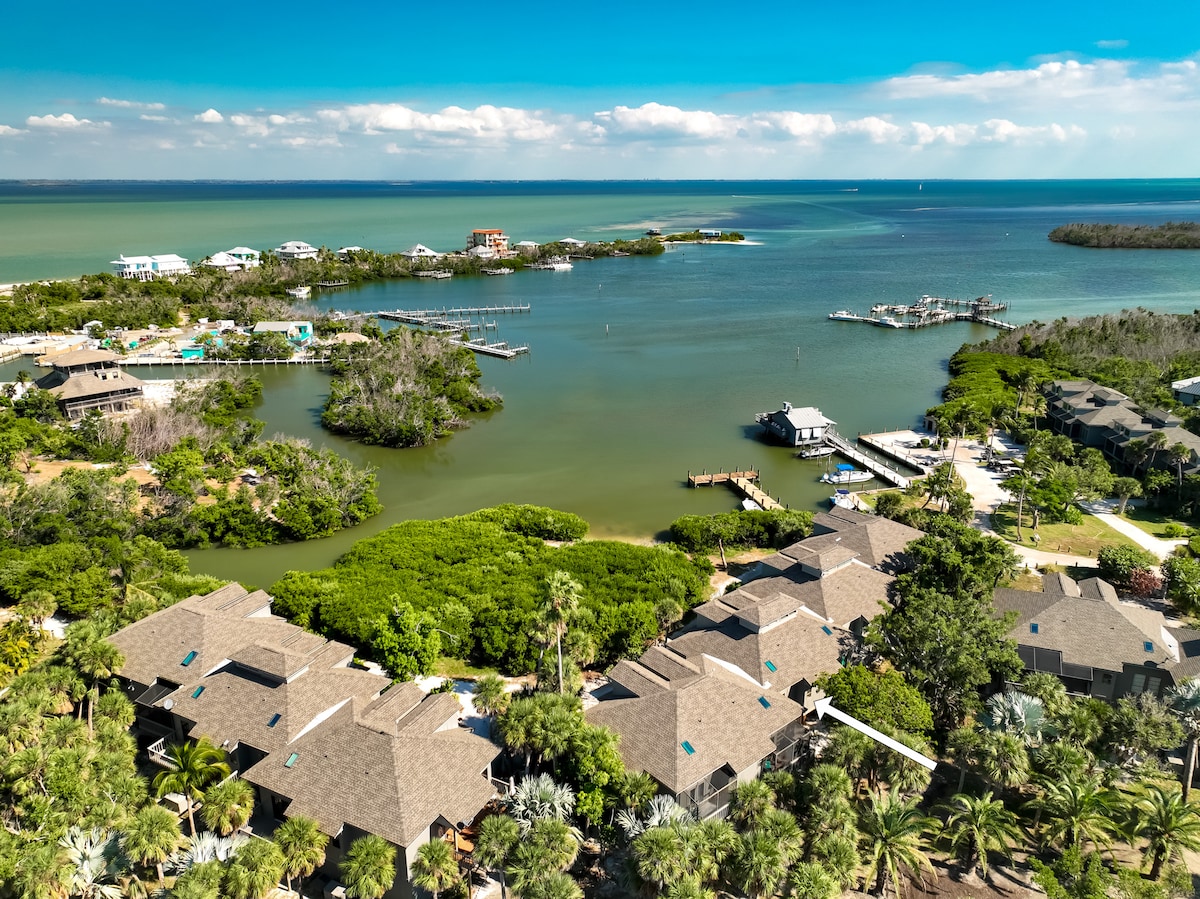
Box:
285;286;311;299
828;310;864;322
820;464;873;485
741;498;763;512
830;489;859;510
798;444;836;459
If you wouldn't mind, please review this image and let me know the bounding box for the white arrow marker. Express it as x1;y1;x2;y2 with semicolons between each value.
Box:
813;697;938;771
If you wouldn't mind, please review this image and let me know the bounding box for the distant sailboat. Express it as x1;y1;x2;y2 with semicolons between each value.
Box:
918;183;923;191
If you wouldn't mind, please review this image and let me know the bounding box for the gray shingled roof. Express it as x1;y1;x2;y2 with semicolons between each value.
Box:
993;577;1173;671
586;672;804;794
244;696;500;848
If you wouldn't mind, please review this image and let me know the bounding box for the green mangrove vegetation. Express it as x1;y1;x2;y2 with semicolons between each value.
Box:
268;505;713;675
1049;221;1200;249
320;328;500;447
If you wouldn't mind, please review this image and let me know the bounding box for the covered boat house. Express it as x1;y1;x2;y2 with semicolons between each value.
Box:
755;403;835;447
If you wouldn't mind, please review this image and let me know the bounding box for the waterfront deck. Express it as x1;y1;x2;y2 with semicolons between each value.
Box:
447;337;529;359
687;469;783;510
834;295;1016;331
116;356;330;366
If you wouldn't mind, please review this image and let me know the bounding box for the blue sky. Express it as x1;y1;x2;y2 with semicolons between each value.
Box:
2;0;1198;179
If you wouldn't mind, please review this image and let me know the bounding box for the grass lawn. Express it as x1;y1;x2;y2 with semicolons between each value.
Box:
1120;503;1195;539
1006;569;1044;592
434;658;499;679
991;503;1143;557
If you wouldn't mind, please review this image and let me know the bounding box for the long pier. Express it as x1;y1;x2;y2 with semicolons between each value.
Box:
115;356;330;366
836;294;1016;331
687;469;784;511
447;337;529;359
380;305;531;318
822;433;913;488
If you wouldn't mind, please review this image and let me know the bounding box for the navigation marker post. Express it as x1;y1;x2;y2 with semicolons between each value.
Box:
813;697;938;772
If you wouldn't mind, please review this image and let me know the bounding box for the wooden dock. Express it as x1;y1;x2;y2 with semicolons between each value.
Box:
822;433;913;489
687;469;784;511
379;305;530;318
115;356;330;367
447;338;529;359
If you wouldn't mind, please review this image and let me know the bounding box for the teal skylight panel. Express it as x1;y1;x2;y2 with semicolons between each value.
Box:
284;752;299;768
821;625;833;636
758;696;771;709
182;650;197;666
681;741;695;755
268;713;281;728
1030;623;1039;634
191;686;205;698
1144;641;1154;652
764;660;777;673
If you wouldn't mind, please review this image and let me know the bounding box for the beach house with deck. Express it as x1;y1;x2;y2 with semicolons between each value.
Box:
755;403;835;448
275;240;319;261
467;229;509;257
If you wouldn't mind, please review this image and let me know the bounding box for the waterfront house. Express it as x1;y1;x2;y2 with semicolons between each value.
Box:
992;572;1200;700
467;229;509;256
226;246;262;268
1045;380;1200;474
109;584;501;899
200;251;247;273
253;321;313;346
337;246;365;260
466;245;496;261
275;240;319;261
587;646;807;820
111;253;191;280
1172;376;1200;406
667;509;922;709
33;348;145;418
755;402;835;447
514;240;540;256
699;229;723;239
559;237;587;248
401;244;440;261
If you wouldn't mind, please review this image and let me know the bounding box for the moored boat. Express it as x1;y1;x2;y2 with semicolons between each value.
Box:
798;444;836;459
285;286;311;299
828;310;863;322
820;464;873;485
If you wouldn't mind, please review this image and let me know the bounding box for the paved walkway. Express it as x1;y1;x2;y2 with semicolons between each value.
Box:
1078;499;1188;559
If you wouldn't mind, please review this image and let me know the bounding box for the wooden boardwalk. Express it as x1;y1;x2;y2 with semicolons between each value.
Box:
823;433;912;488
687;469;783;510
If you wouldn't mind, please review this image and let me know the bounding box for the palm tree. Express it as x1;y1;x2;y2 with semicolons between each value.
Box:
1167;677;1200;803
975;731;1030;793
734;829;788;899
1146;429;1169;472
225;838;285;899
71;638;125;736
200;776;255;836
982;691;1047;745
939;791;1021;881
473;674;511;731
508;774;575;830
858;789;937;899
519;871;584;899
801;763;856;844
729;778;776;830
12;839;72;899
812;832;859;891
1024;774;1117;851
788;861;839;899
273;815;329;893
340;834;397;899
1130;783;1200;879
689;818;737;885
59;826;124;899
541;572;582;694
411;838;459;899
475;814;520;899
760;807;803;864
121;803;184;887
497;696;540;774
1170;443;1191;499
632;825;687;892
151;738;232;836
506;818;580;896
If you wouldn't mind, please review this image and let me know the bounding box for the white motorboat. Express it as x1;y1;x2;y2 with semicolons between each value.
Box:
285;286;311;299
828;310;863;322
820;464;873;485
741;498;763;512
798;444;836;459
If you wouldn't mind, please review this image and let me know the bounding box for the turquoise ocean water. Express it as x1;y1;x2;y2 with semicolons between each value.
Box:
3;180;1200;586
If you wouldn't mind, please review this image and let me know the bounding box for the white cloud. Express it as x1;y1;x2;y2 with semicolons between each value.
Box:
754;111;837;143
281;136;341;148
0;124;24;136
140;114;173;123
981;119;1085;143
194;108;224;124
318;103;557;142
596;103;739;139
909;121;976;145
25;113;102;129
840;116;904;144
98;97;165;110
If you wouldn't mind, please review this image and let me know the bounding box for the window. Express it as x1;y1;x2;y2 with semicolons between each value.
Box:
284;752;300;768
181;651;197;667
1144;641;1154;653
681;741;695;756
191;686;205;698
1131;673;1163;696
267;713;281;728
764;660;777;673
821;625;833;636
758;696;771;709
1030;623;1039;634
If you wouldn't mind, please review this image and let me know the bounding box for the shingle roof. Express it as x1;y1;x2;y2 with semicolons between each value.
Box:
244;695;500;847
40;368;146;402
993;576;1174;671
42;348;122;368
587;671;803;794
